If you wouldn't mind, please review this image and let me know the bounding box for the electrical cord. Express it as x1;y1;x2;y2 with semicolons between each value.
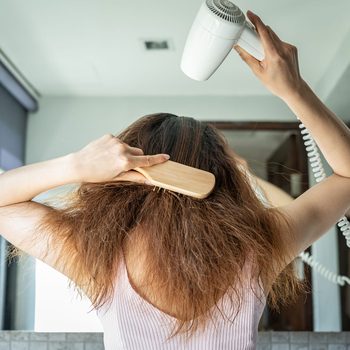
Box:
297;118;350;286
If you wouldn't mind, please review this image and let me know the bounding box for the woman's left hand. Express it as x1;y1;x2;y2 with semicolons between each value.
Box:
72;133;169;183
233;10;303;102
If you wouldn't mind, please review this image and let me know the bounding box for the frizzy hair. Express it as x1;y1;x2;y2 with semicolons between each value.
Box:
8;113;307;340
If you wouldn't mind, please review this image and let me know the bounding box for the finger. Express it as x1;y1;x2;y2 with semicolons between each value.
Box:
113;170;151;184
127;145;144;155
234;45;262;73
246;10;277;55
266;26;283;46
128;154;170;169
115;139;144;155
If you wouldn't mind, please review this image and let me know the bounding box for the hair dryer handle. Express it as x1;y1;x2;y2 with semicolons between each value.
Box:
237;21;265;61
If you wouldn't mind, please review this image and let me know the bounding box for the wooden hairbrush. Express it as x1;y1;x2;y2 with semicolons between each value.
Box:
134;160;215;199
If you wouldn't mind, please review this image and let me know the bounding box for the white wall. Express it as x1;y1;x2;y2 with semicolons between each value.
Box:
26;95;296;163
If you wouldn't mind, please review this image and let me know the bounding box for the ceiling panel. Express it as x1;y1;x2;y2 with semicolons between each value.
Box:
0;0;349;96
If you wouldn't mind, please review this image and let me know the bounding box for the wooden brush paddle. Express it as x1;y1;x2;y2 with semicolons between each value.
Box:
134;160;216;199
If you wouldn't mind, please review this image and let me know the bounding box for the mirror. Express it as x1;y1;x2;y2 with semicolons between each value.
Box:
1;0;350;334
221;124;311;331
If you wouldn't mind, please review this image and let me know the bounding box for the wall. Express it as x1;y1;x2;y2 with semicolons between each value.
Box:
26;95;295;163
1;331;350;349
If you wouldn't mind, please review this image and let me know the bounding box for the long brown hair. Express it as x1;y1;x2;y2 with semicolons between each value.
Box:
9;113;307;340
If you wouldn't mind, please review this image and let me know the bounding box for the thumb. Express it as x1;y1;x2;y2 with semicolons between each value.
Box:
113;170;151;185
234;45;262;73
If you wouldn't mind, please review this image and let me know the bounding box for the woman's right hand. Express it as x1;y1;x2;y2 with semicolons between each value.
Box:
72;133;169;183
233;10;305;101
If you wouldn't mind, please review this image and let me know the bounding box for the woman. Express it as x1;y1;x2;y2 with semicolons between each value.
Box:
1;10;350;349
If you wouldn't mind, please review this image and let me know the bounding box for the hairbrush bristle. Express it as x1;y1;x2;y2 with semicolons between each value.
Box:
150;185;170;195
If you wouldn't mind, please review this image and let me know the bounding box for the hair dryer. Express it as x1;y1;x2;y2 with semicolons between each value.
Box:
180;0;265;81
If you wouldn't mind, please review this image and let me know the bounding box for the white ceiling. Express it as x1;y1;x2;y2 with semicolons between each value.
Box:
1;0;350;96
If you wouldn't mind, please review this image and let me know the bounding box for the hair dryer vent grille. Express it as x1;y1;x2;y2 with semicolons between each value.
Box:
205;0;245;24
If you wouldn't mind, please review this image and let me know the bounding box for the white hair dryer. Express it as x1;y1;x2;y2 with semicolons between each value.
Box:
181;0;265;81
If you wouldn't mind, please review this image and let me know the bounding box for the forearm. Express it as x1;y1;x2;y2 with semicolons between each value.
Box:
283;79;350;178
0;153;80;208
254;176;294;206
237;160;294;207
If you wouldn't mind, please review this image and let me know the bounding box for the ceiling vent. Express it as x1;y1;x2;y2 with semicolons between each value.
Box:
139;38;174;51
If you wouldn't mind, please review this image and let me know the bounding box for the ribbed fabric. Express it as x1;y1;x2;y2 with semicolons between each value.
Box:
96;252;266;350
95;169;269;349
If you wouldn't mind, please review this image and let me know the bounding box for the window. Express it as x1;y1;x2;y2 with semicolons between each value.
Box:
35;260;103;331
0;60;37;330
33;186;103;331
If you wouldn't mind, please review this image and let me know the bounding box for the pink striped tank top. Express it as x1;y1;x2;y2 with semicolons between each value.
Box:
95;169;268;349
95;252;266;349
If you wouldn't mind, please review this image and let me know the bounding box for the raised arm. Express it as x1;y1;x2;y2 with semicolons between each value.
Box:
233;154;294;206
234;10;350;264
0;134;168;276
0;153;79;208
283;81;350;177
234;11;350;177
